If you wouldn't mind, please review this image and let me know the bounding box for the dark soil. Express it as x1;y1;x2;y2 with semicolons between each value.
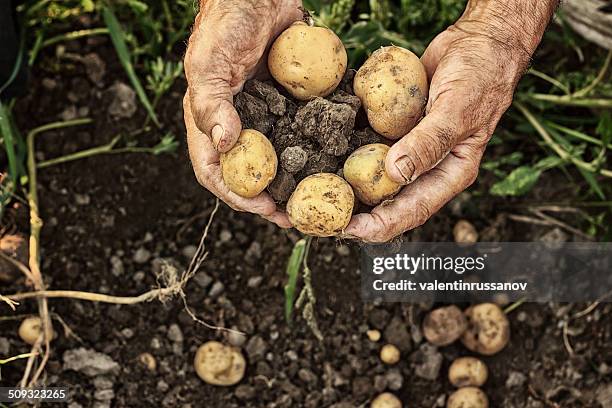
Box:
0;33;610;408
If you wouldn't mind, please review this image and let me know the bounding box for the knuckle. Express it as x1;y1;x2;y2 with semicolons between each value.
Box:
411;201;432;229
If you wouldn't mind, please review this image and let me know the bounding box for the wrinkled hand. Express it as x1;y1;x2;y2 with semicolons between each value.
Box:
183;0;302;227
345;18;537;242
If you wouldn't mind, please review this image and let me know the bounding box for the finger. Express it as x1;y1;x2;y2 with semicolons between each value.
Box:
347;141;484;243
184;93;277;216
184;35;242;153
385;95;471;184
261;211;292;229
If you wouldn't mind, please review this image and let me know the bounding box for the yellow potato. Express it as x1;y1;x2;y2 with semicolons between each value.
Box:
448;357;488;387
371;392;402;408
461;303;510;356
287;173;354;237
343;143;401;206
194;341;246;386
422;305;468;347
220;129;277;198
447;387;489;408
268;21;347;100
354;46;428;139
18;316;54;346
380;344;401;365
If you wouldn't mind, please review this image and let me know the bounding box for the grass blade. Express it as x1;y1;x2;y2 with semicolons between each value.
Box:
284;239;307;323
102;7;160;127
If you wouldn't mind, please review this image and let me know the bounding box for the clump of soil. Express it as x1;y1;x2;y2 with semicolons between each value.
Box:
234;71;385;203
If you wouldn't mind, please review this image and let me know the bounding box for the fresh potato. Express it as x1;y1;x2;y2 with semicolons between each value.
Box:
380;344;401;365
447;387;489;408
287;173;354;237
448;357;488;387
371;392;402;408
194;341;246;386
354;46;428;139
18;316;54;346
453;220;478;243
461;303;510;356
220;129;277;198
343;143;401;206
268;21;347;100
422;305;468;347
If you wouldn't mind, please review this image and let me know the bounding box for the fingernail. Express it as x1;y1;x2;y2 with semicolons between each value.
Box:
394;156;416;184
212;125;224;150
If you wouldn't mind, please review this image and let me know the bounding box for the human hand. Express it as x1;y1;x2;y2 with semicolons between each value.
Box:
346;1;556;242
183;0;302;227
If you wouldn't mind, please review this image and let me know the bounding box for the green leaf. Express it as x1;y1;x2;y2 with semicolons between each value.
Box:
284;239;307;324
102;7;160;127
577;167;606;200
490;166;542;196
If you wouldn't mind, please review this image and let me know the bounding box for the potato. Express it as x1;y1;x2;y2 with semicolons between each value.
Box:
371;392;402;408
380;344;401;365
453;220;478;243
447;387;489;408
448;357;488;387
18;316;54;346
194;341;246;386
461;303;510;356
354;46;428;139
343;143;401;206
220;129;277;198
422;305;468;347
268;21;347;100
287;173;354;237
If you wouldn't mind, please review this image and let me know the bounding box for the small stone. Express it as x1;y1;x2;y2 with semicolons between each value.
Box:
63;348;120;377
227;329;247;347
286;350;298;361
167;324;183;343
110;256;124;277
281;146;308;173
133;271;145;282
120;328;134;339
385;369;403;391
193;272;213;289
335;245;350;256
247;276;263;288
245;241;262;264
156;380;169;392
596;384;612;408
133;247;151;264
208;281;225;298
298;368;318;384
506;371;527;388
93;376;114;390
384;316;411;352
107;82;137;119
75;193;90;205
42;78;57;90
245;336;267;361
0;337;10;355
181;245;198;259
82;53;106;85
219;230;232;243
150;338;162;350
413;343;443;381
373;375;387;393
94;389;114;401
235;385;256;400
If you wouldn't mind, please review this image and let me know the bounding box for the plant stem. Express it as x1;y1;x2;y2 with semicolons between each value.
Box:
529;94;612;108
41;28;109;49
544;121;612;149
528;69;570;95
572;50;612;98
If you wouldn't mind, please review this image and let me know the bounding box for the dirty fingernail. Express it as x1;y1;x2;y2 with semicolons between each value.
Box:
212;125;224;150
394;156;415;184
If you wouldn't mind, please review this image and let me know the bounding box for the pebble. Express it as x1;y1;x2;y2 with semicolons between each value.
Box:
286;350;298;361
245;335;268;361
247;276;263;288
506;371;527;388
133;271;145;282
156;380;169;393
120;328;134;339
384;316;412;352
219;230;232;243
94;389;114;401
63;348;120;377
93;376;113;390
413;343;443;381
227;329;247;347
132;247;151;264
0;337;9;355
75;193;91;205
335;245;350;256
181;245;198;259
235;385;256;400
150;338;162;350
107;82;137;119
352;376;372;397
298;368;318;384
385;369;403;391
245;241;262;264
110;256;124;277
82;53;106;85
167;324;183;343
373;375;387;393
596;383;612;407
208;281;225;298
193;272;213;289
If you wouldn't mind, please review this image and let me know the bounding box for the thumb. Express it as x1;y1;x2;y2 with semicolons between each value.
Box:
385;107;468;184
188;77;242;153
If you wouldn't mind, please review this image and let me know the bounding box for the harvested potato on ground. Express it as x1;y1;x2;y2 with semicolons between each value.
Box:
380;344;401;365
344;143;401;206
447;387;489;408
371;392;402;408
268;21;347;100
287;173;354;237
423;305;468;346
453;220;478;243
194;341;246;386
354;46;428;139
367;329;381;342
461;303;510;356
448;357;488;387
18;316;54;346
220;129;277;198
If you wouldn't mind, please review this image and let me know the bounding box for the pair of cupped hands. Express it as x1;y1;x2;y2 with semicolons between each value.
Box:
183;0;535;243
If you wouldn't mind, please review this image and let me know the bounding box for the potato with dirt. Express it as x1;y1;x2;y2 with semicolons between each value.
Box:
354;46;428;139
194;341;246;386
371;392;402;408
268;21;347;100
448;357;488;387
461;303;510;355
447;387;489;408
344;143;401;205
287;173;354;237
18;316;54;346
220;129;277;198
422;305;468;346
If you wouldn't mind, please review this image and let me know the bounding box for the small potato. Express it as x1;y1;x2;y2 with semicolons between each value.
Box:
422;305;468;347
447;387;489;408
268;22;347;100
18;316;54;346
453;220;478;243
220;129;277;198
380;344;401;365
461;303;510;356
448;357;488;387
343;143;401;206
371;392;402;408
354;46;428;139
194;341;246;386
287;173;354;237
